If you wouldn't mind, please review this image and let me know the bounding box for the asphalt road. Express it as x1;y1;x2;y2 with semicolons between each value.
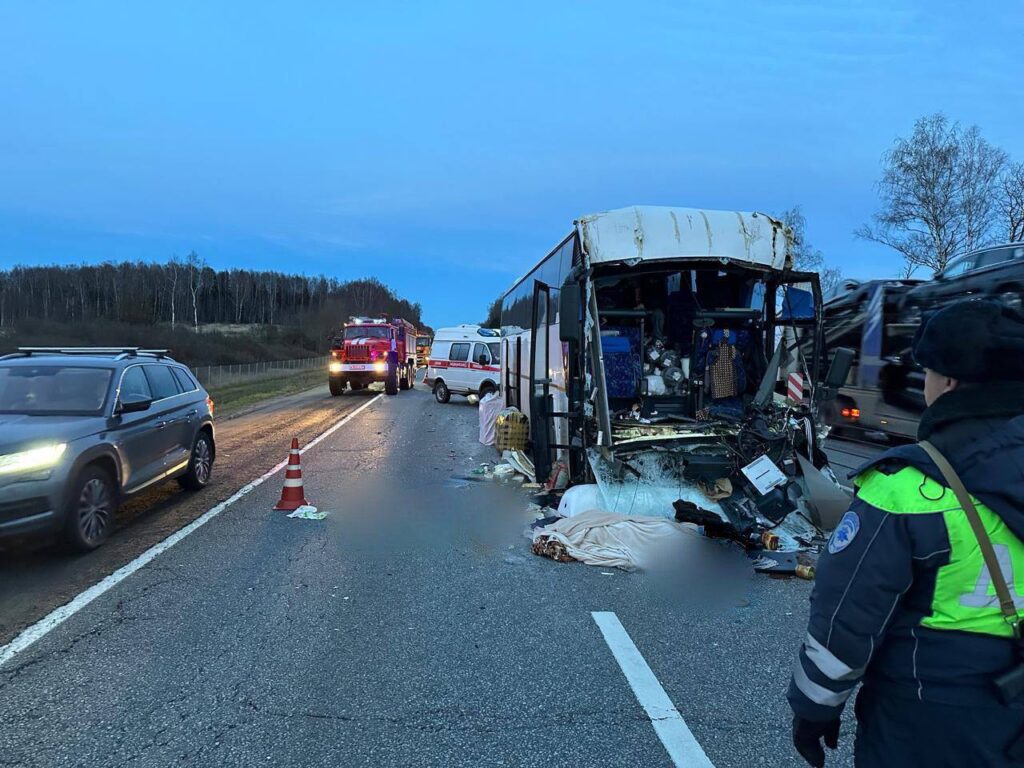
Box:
0;385;866;767
0;383;372;645
823;437;886;488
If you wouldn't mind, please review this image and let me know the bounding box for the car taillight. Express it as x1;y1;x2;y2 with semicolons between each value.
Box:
207;396;215;415
840;407;860;420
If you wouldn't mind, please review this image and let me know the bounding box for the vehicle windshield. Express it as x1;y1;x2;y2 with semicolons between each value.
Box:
0;366;113;415
344;326;389;340
487;342;500;360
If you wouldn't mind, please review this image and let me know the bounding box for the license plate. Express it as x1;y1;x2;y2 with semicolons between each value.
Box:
349;364;366;371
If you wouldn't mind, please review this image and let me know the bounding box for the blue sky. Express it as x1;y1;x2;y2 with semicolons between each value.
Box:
1;1;1022;329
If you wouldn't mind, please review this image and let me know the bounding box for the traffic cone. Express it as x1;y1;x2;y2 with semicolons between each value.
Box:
274;438;309;511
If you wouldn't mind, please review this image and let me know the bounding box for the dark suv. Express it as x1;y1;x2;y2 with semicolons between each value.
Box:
0;348;215;551
904;243;1024;313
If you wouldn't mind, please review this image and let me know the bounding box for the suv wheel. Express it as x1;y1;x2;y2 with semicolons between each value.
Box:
999;289;1023;310
179;431;214;491
64;466;116;551
433;380;451;404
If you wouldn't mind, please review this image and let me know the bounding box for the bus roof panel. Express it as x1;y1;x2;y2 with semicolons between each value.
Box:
576;206;792;270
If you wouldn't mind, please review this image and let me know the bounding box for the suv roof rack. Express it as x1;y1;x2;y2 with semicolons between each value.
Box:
11;347;171;360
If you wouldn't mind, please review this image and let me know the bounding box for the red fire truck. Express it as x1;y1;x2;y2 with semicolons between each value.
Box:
328;316;418;396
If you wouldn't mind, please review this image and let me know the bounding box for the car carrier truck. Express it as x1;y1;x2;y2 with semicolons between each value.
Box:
819;279;924;441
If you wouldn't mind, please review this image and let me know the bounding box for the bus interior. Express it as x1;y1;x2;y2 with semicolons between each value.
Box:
591;262;818;437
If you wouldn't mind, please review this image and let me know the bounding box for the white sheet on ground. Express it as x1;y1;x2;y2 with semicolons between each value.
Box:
533;509;704;570
478;391;503;446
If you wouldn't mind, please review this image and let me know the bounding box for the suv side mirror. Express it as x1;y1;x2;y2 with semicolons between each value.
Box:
478;353;489;365
117;394;152;414
823;347;855;390
559;285;581;343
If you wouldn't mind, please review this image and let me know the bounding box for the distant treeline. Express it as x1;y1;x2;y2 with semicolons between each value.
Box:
0;257;428;365
0;256;423;332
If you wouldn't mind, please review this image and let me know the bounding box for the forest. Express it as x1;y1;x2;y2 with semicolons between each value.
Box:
0;255;426;366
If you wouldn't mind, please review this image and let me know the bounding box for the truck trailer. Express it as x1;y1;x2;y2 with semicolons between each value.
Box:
819;279;924;441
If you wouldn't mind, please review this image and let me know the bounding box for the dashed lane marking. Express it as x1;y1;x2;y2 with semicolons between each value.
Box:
592;611;716;768
0;394;383;670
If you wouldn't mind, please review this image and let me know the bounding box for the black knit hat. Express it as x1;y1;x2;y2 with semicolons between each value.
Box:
913;299;1024;382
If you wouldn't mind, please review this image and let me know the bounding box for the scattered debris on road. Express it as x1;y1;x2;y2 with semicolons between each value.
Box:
287;505;329;520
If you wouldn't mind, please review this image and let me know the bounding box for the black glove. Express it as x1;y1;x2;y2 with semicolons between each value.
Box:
792;716;840;767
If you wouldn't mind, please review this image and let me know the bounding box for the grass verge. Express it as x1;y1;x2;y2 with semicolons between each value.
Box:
208;369;325;416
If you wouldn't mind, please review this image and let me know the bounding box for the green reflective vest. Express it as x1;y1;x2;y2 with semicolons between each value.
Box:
856;466;1024;638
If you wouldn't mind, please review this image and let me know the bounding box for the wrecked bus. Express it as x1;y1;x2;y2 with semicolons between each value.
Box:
500;206;851;539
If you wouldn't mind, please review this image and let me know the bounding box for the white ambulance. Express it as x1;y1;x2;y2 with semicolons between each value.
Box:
424;325;501;404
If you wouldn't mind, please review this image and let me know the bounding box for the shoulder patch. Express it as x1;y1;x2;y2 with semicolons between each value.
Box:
828;510;860;554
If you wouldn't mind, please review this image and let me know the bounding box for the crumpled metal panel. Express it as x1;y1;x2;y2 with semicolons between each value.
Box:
576;206;791;270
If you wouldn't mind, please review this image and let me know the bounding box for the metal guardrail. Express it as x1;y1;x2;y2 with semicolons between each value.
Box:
194;355;328;388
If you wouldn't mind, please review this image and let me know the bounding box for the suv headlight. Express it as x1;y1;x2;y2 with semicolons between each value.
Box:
0;443;68;475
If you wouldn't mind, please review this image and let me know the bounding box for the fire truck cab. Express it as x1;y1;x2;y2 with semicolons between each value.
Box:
328;316;418;396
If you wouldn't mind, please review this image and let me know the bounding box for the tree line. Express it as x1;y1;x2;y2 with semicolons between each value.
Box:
0;255;425;336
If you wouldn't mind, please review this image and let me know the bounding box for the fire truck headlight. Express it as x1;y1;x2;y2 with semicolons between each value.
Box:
329;362;343;373
373;361;387;373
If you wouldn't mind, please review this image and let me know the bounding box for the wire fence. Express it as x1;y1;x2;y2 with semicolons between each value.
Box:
194;355;328;388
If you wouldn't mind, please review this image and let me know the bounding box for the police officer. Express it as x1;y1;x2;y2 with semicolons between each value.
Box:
788;299;1024;767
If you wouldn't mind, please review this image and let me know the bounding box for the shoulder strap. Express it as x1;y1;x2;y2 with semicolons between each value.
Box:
919;440;1019;626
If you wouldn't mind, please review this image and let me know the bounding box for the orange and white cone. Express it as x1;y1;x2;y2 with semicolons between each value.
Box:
274;437;309;511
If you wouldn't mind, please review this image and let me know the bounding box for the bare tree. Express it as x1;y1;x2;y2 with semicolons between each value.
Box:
166;255;181;329
857;113;1007;274
779;205;847;295
960;125;1007;248
780;206;823;272
186;251;206;329
820;266;844;296
1001;161;1024;243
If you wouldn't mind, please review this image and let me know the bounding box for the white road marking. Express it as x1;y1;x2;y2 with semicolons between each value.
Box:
592;611;715;768
0;394;383;670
